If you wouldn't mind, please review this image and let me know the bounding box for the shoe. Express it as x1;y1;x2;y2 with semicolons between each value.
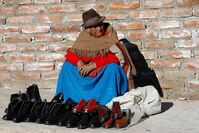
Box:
45;102;67;125
10;92;29;102
26;84;41;102
13;101;35;123
25;101;45;122
51;92;64;103
112;101;122;119
72;99;86;113
65;113;80;128
36;102;53;123
2;100;23;121
114;109;131;128
57;98;77;126
96;105;111;123
89;113;102;128
77;113;91;129
102;115;115;128
83;99;98;113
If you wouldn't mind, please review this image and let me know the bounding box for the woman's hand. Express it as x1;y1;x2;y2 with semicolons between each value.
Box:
79;62;96;77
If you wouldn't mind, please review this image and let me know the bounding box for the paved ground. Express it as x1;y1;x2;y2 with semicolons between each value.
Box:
0;87;199;133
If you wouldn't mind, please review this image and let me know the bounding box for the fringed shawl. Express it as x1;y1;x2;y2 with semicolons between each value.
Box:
71;25;118;58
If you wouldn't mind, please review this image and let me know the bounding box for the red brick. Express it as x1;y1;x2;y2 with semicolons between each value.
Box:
162;7;192;17
48;42;73;51
22;25;50;33
0;26;21;34
36;14;63;24
128;31;158;40
144;0;174;9
19;44;46;52
144;40;175;48
26;63;54;71
184;20;199;28
142;50;157;59
154;71;164;80
164;70;195;80
105;12;127;20
18;5;45;14
11;71;40;80
0;44;16;52
184;59;199;69
48;4;76;13
63;14;82;22
34;34;63;42
0;72;10;80
62;0;78;1
3;0;32;4
161;49;191;59
177;0;199;6
78;3;106;11
64;32;80;41
9;53;35;62
4;35;32;43
128;10;158;19
0;7;16;16
0;63;23;71
0;18;6;25
187;80;199;89
110;1;140;10
150;20;180;29
51;24;80;33
162;30;191;39
177;40;197;48
116;22;145;30
0;54;5;61
6;16;34;24
160;80;184;89
34;0;61;3
41;71;58;80
37;79;57;89
36;53;65;61
150;59;181;69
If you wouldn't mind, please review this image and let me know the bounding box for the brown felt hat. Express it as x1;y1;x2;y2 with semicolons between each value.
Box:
81;8;105;28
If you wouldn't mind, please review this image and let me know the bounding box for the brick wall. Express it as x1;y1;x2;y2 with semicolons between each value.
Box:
0;0;199;99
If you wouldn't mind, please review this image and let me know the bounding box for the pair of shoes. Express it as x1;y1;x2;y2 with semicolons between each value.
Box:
102;102;130;128
72;99;98;113
76;113;102;129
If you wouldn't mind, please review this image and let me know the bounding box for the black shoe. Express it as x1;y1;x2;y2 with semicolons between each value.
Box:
51;92;64;103
10;92;29;102
2;100;23;121
77;113;91;129
25;101;45;122
65;113;80;128
89;113;102;128
13;101;35;123
57;98;77;126
26;84;41;102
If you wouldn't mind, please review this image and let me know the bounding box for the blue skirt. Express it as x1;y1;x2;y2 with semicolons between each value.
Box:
55;62;128;105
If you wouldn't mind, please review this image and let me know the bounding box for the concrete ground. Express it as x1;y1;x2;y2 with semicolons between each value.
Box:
0;87;199;133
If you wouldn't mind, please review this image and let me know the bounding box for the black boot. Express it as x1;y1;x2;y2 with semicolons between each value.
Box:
65;113;81;128
77;113;91;129
51;92;64;103
26;84;41;102
89;113;102;128
13;101;35;123
25;101;45;122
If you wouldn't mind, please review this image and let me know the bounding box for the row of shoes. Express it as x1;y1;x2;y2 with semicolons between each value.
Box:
2;84;131;129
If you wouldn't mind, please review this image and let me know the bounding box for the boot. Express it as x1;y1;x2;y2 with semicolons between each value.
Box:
26;84;41;102
77;113;91;129
25;101;45;122
51;92;64;103
112;101;122;119
89;112;102;128
65;113;81;128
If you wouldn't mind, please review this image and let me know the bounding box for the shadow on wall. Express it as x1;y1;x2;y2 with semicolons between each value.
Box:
120;38;163;97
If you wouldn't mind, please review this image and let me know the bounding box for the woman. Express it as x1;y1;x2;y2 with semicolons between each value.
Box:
56;9;128;105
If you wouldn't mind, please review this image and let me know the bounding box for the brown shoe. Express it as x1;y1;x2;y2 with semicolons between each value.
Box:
83;99;98;113
72;99;86;113
112;101;122;119
114;109;130;128
102;115;115;128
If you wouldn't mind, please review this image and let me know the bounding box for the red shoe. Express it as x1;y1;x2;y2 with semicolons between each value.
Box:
102;115;115;128
83;99;98;113
114;109;131;128
72;99;86;113
96;105;111;123
112;101;122;119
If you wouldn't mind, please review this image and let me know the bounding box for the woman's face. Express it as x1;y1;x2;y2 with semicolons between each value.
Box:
86;24;104;38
